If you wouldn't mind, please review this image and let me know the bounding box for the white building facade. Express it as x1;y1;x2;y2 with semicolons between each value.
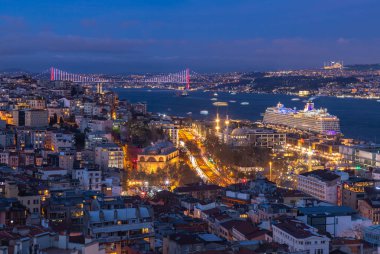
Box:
297;170;341;204
272;220;330;254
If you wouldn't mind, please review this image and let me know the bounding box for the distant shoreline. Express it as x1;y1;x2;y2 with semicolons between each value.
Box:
114;86;380;102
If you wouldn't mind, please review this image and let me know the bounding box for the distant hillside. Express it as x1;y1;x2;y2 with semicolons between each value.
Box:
345;64;380;70
0;68;30;74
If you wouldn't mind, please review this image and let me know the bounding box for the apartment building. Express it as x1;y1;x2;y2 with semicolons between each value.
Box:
95;143;124;170
272;219;330;254
84;207;154;254
297;170;341;204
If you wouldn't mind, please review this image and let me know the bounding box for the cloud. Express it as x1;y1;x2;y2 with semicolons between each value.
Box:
80;19;97;28
0;15;25;28
337;37;350;45
120;20;140;28
151;56;179;61
0;33;157;56
1;31;380;72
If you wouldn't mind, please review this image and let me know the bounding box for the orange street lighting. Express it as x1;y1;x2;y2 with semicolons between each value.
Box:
269;161;273;182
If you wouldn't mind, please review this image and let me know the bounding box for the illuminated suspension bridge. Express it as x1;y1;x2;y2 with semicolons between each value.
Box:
32;67;111;83
144;68;190;89
33;67;200;90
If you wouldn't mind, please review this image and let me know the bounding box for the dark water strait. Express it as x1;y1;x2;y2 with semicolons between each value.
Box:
114;88;380;142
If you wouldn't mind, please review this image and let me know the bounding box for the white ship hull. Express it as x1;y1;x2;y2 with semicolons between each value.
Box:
263;102;340;135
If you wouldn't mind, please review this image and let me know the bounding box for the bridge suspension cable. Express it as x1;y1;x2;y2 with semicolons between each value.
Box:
33;67;206;89
49;67;110;82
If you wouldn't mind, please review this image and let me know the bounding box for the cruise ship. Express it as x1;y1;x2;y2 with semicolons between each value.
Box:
263;101;340;135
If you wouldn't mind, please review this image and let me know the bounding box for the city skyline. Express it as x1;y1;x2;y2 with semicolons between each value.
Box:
1;0;380;73
2;1;380;252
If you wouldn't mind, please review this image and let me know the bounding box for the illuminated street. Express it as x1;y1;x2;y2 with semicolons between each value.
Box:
179;129;231;186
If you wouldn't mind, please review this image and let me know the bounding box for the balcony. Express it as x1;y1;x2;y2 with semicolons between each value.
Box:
97;233;154;243
91;222;153;234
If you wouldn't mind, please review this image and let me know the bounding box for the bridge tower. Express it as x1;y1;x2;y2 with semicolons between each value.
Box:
50;67;54;81
186;68;190;90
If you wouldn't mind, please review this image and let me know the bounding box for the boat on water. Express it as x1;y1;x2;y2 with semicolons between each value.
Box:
241;102;249;105
213;101;228;106
229;100;236;103
230;91;237;95
291;98;300;101
181;90;189;97
211;98;218;101
200;110;209;115
213;92;218;96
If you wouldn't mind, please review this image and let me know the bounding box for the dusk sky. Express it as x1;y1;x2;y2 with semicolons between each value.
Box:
1;0;380;73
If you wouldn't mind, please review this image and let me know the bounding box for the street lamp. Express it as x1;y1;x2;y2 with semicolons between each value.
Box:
269;161;272;182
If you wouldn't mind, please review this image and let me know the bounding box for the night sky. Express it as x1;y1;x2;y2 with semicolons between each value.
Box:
1;0;379;73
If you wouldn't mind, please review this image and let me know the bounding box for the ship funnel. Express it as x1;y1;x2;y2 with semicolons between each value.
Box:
304;101;314;111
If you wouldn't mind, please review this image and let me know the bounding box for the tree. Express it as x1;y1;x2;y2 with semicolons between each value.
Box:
49;113;58;126
125;119;165;147
186;140;200;154
204;133;271;168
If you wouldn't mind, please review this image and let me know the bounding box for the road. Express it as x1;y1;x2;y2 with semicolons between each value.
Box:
179;129;231;186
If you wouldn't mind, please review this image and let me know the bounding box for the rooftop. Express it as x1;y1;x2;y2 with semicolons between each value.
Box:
141;141;177;155
88;207;151;223
168;233;223;245
300;169;340;182
361;198;380;208
297;205;356;216
274;220;326;239
95;143;120;148
364;225;380;234
198;234;223;242
230;127;276;136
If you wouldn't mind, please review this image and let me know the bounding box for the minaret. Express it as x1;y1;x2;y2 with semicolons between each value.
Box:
224;114;230;144
97;83;103;94
215;113;220;133
225;114;230;131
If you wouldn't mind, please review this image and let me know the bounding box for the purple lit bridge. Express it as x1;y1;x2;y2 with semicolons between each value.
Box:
33;67;207;89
